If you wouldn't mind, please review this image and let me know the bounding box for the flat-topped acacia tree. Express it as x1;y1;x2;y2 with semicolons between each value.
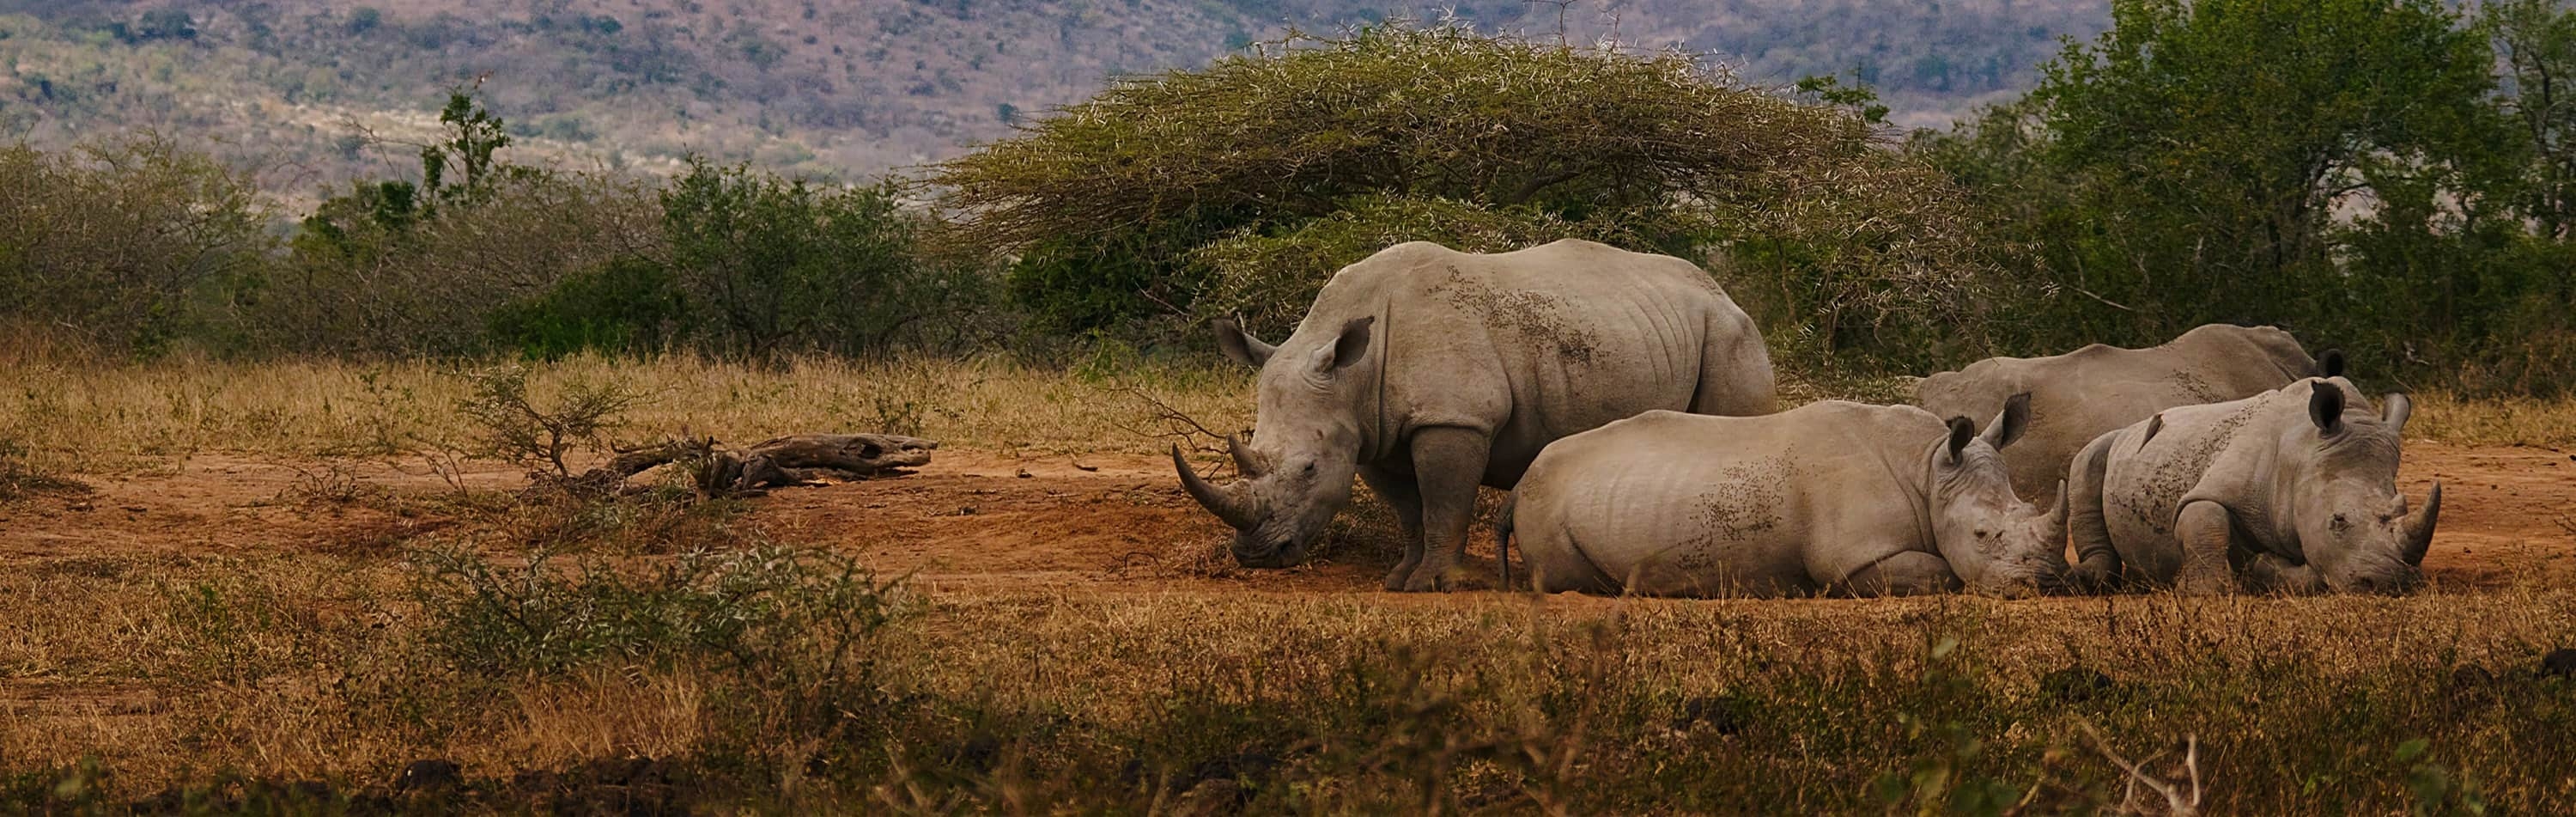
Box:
928;21;1993;365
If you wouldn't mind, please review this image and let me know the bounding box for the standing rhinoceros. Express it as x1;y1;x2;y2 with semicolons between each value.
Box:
2065;377;2439;594
1914;324;2341;503
1496;397;2069;598
1173;239;1776;592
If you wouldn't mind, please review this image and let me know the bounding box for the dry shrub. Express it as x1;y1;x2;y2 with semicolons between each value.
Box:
454;364;647;478
0;138;271;353
259;171;660;357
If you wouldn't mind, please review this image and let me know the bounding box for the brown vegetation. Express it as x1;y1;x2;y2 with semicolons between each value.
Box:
0;353;2570;811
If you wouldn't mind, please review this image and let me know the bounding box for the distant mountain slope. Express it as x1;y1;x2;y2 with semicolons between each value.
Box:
0;1;2105;199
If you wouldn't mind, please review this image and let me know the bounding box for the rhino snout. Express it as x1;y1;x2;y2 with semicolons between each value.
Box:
2336;565;2423;596
1229;534;1308;569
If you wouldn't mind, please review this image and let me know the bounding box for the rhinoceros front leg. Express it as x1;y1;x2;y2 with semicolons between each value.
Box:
2174;501;2241;594
1359;466;1426;591
1829;551;1961;597
1398;426;1492;593
2239;553;2324;594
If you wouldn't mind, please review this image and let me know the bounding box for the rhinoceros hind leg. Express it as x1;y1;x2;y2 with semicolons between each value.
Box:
1360;466;1426;591
1830;551;1960;597
2174;501;2240;594
1398;426;1492;593
1689;315;1777;417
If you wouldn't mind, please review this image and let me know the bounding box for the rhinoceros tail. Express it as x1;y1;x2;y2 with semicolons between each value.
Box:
1494;491;1519;591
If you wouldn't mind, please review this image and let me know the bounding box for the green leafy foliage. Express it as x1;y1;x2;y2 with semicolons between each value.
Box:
484;256;688;359
933;21;1993;363
256;90;984;360
659;159;986;358
1912;0;2575;391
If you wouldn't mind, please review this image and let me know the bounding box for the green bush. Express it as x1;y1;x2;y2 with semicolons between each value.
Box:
1911;0;2576;391
932;21;1991;363
485;256;688;359
659;159;990;358
258;91;989;361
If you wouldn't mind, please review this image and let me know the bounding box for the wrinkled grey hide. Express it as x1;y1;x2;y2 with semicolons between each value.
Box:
1498;399;2069;598
2066;377;2439;594
1173;239;1776;592
1914;324;2337;503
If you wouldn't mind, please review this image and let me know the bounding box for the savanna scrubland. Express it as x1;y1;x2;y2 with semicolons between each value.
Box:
6;0;2576;813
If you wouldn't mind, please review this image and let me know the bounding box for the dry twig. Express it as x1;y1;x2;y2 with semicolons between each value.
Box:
2078;720;2201;816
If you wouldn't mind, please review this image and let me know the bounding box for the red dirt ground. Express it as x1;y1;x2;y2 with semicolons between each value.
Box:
2;442;2567;592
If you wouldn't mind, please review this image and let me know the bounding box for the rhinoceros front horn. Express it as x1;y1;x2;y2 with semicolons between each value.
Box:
1174;444;1257;529
2402;481;2441;566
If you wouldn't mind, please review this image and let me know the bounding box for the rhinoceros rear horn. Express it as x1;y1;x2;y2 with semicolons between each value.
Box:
2308;381;2345;435
1226;433;1267;478
1944;417;1976;465
2318;349;2347;379
2403;481;2441;566
1174;444;1256;529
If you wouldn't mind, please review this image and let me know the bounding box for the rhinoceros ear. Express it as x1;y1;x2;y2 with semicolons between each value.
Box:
2318;349;2347;379
1944;416;1976;465
1212;317;1275;369
1981;392;2032;450
2308;381;2345;435
1325;315;1376;373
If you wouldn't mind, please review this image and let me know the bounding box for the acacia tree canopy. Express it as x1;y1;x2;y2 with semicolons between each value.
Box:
929;21;1990;363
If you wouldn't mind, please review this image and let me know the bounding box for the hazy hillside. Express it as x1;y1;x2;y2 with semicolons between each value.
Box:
0;1;2106;200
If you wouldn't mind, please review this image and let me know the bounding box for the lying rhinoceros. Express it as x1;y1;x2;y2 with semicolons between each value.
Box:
1174;239;1776;592
2066;378;2439;594
1496;397;2069;598
1914;324;2340;503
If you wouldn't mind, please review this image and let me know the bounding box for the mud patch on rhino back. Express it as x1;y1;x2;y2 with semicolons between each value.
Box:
1429;271;1600;364
1671;454;1789;573
2120;402;2261;534
2168;369;2222;402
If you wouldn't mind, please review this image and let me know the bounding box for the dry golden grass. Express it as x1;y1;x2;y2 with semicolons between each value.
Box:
9;352;2564;479
2408;391;2576;448
0;350;1258;473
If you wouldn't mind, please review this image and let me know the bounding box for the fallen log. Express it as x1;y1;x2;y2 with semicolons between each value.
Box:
583;433;938;496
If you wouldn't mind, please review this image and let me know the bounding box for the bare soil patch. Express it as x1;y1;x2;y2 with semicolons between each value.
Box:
2;441;2564;592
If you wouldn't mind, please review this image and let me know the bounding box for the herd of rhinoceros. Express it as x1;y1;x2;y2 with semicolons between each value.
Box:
1168;239;2441;597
